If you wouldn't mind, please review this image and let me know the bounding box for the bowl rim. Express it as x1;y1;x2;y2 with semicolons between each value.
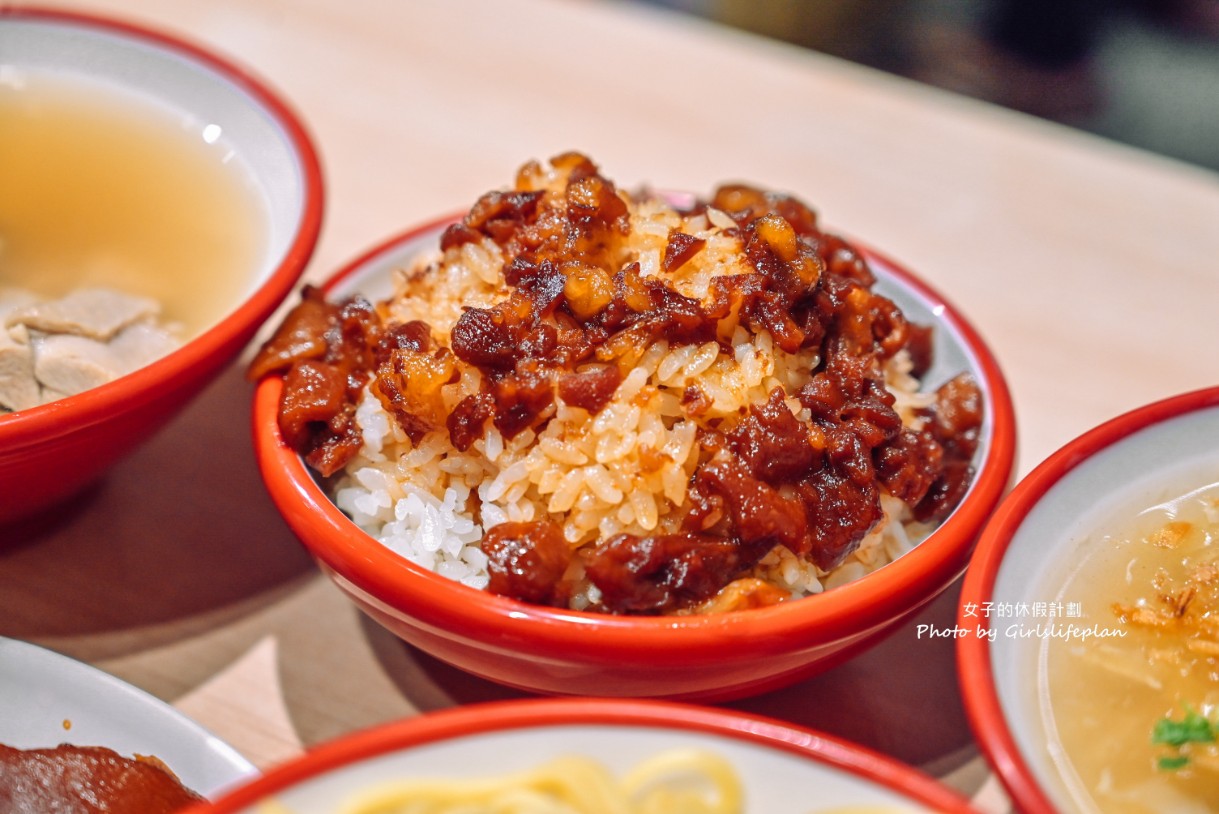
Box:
253;213;1017;657
192;697;980;813
957;385;1219;813
0;6;324;443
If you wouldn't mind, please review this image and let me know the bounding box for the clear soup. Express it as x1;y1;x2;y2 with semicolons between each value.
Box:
1043;478;1219;813
0;69;266;337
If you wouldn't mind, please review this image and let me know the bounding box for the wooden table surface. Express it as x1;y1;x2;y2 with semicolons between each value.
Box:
4;1;1219;811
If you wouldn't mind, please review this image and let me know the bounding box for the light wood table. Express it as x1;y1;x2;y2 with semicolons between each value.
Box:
4;1;1218;811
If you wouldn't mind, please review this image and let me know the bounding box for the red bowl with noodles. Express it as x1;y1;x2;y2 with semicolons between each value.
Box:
0;8;322;527
252;155;1016;699
187;698;980;813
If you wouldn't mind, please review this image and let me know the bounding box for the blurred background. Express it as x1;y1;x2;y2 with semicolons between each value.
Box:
633;0;1219;173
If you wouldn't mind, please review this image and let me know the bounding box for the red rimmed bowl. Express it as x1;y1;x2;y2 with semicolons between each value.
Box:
254;214;1015;700
959;387;1219;813
0;8;322;526
188;697;979;813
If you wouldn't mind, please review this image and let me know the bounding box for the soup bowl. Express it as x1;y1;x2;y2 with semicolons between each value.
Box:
959;386;1219;813
252;204;1016;700
0;8;322;526
187;697;979;813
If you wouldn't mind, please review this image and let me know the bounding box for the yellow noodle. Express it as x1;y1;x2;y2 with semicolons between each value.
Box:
259;750;924;814
261;749;742;814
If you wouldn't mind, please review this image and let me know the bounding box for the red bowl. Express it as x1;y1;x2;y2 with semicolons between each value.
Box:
959;386;1219;812
254;216;1016;700
188;698;980;813
0;8;322;526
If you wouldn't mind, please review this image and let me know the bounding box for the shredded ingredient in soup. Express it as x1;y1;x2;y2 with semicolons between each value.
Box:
1042;478;1219;813
1111;528;1219;777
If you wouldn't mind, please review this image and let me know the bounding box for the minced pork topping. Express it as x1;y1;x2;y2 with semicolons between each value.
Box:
251;152;983;615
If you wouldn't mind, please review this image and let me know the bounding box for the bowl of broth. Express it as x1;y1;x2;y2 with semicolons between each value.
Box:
0;8;322;525
959;386;1219;813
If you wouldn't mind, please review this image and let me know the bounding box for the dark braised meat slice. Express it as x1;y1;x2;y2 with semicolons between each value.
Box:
557;364;623;413
690;458;805;555
277;359;347;451
449;300;529;372
0;743;201;814
249;288;386;476
439;189;544;250
489;360;555;440
926;372;984;462
246;284;333;380
662;231;706;273
726;388;818;484
447;392;494;452
915;458;974;525
799;336;904;460
682;450;882;573
913;373;985;522
794;468;883;571
874;428;944;507
583;532;747;615
484;521;574;607
279;359;363;476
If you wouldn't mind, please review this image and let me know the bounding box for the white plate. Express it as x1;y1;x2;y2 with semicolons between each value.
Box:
0;636;258;799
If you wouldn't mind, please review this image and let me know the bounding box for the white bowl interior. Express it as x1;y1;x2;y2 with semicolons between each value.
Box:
0;637;256;798
241;722;933;813
0;14;308;307
989;404;1219;808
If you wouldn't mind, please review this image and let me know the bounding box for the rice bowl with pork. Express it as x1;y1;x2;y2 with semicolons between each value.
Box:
251;152;984;617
